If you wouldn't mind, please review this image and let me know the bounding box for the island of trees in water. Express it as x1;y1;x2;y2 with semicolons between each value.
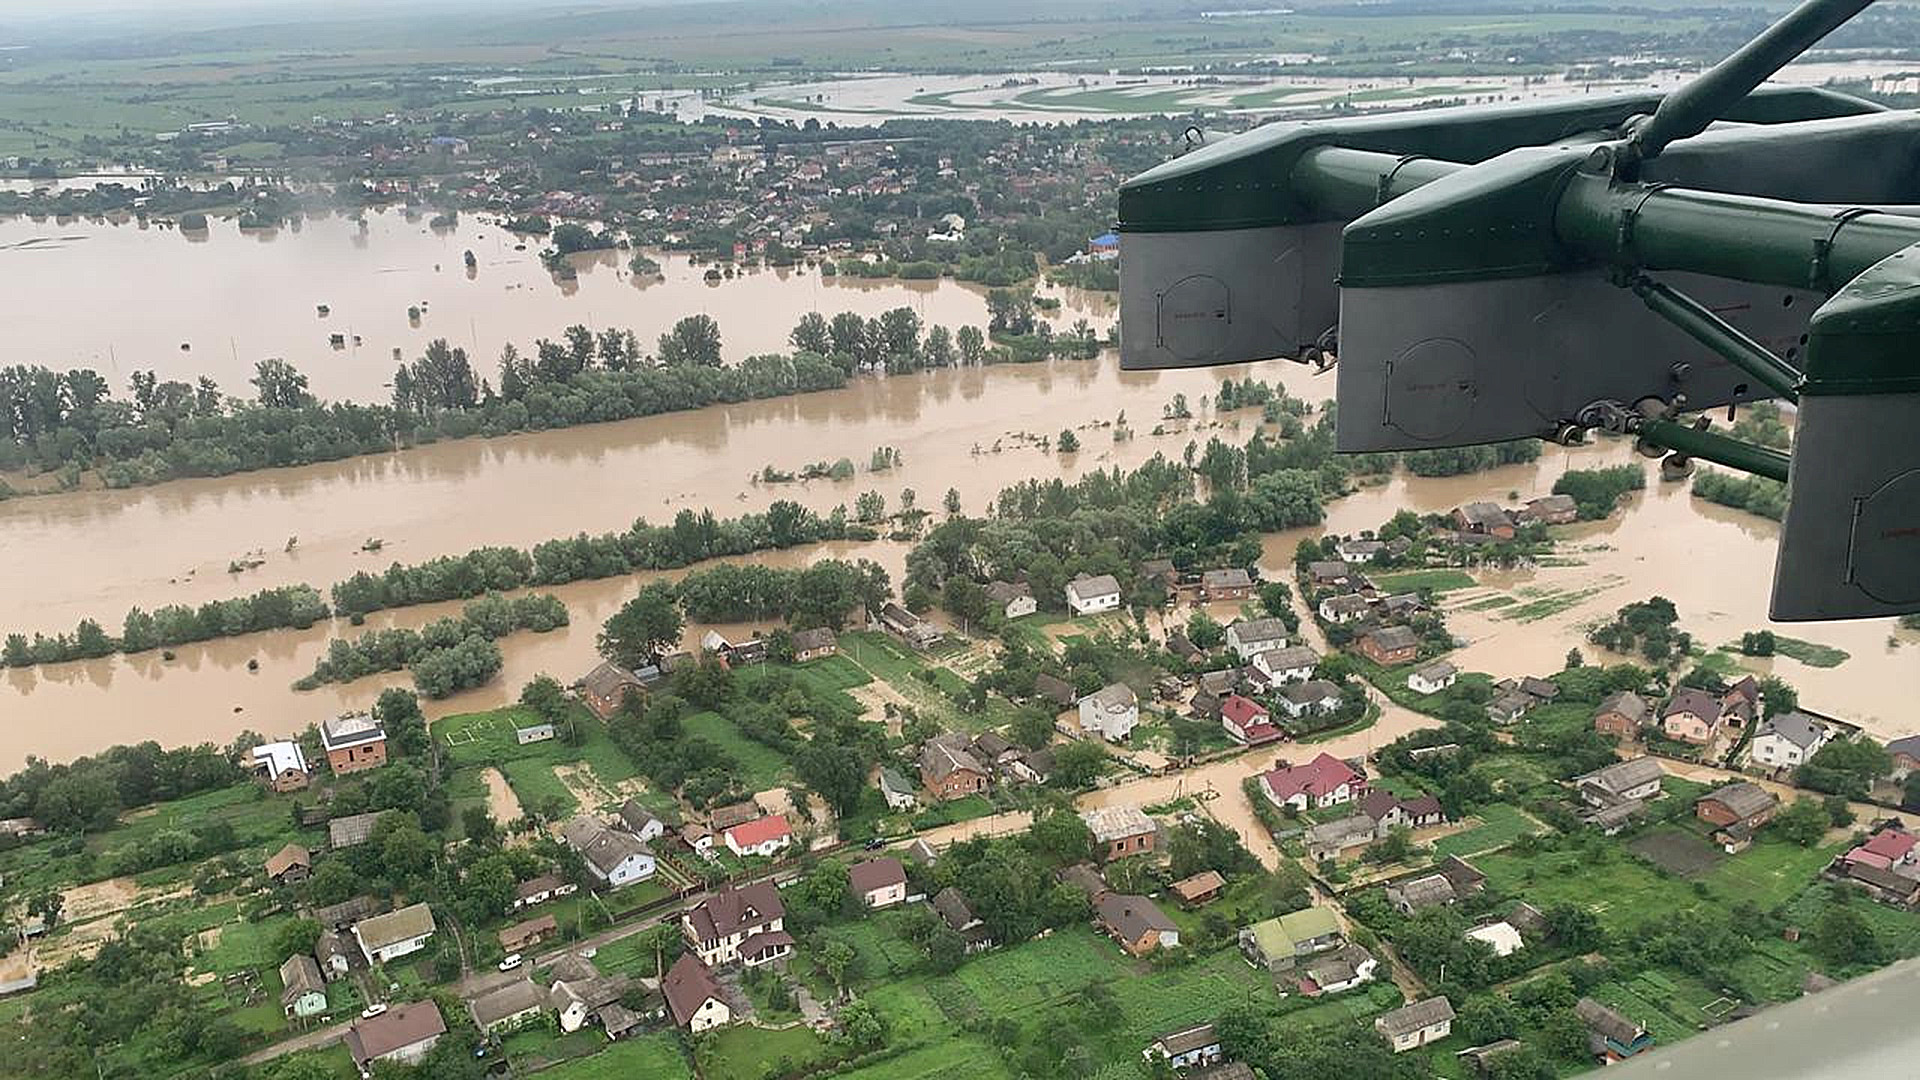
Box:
0;298;1100;497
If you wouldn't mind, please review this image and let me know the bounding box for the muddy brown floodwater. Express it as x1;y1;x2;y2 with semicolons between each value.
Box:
0;209;1113;403
0;220;1912;769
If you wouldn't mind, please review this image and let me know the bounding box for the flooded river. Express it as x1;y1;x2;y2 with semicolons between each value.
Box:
0;209;1113;403
0;216;1913;768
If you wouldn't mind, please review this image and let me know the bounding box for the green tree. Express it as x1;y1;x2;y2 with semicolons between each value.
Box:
250;358;315;409
598;583;683;667
790;311;831;354
1771;797;1828;846
1057;429;1079;453
271;918;322;959
1026;801;1094;863
658;314;723;367
1049;741;1107;789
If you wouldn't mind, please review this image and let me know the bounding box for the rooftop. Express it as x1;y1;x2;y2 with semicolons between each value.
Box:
355;902;435;951
1081;804;1156;843
468;978;546;1028
1376;997;1455;1038
848;857;907;895
320;711;386;751
347;1001;445;1064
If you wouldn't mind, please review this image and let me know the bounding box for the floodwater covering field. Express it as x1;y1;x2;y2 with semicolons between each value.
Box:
0;215;1913;769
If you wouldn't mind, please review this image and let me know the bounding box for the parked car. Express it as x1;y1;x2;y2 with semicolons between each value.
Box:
498;953;523;972
361;1003;388;1019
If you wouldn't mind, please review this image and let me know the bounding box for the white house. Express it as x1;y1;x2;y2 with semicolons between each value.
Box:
682;882;786;966
664;954;733;1032
849;858;908;909
1065;574;1122;615
1318;594;1371;624
1335;539;1385;563
878;767;919;811
1748;710;1831;769
561;816;657;888
1406;661;1459;695
722;816;793;858
1077;683;1139;742
987;581;1037;619
617;800;669;844
1225;617;1289;660
353;903;436;965
1253;645;1319;684
1276;679;1342;719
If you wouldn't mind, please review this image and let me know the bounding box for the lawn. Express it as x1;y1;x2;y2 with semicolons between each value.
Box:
843;929;1287;1080
541;1032;694;1080
682;710;793;790
1475;846;1708;937
698;1021;835;1080
1429;803;1542;858
786;654;874;693
1372;569;1477;594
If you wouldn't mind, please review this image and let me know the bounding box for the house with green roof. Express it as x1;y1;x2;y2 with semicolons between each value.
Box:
1237;906;1344;973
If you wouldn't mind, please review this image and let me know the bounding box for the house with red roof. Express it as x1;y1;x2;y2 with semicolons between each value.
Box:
722;815;792;858
1220;694;1283;746
1844;827;1919;872
1261;753;1367;811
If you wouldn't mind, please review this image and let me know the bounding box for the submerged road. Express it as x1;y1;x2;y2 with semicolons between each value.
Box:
1605;953;1920;1079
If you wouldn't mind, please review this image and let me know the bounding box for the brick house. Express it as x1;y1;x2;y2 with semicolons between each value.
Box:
320;712;388;775
1357;627;1420;666
919;735;990;801
1592;691;1650;739
1081;805;1157;861
1695;782;1779;829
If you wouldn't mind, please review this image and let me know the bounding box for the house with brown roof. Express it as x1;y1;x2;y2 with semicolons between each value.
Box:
1593;691;1650;739
682;881;786;967
265;843;311;885
576;661;646;720
1358;626;1420;666
1034;672;1077;707
1453;501;1515;538
1662;688;1724;745
513;873;577;909
663;953;732;1032
920;734;990;801
346;1001;446;1071
1202;567;1253;601
848;857;908;909
1170;870;1225;907
498;914;557;953
1696;782;1779;829
932;887;994;951
1524;494;1579;525
279;954;327;1019
791;627;838;662
1576;997;1654;1062
1095;893;1181;956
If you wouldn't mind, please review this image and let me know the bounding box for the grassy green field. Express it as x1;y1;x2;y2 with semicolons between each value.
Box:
539;1033;695;1080
682;709;793;790
840;925;1293;1080
698;1022;834;1080
434;704;649;818
1771;636;1851;668
1372;569;1477;594
1430;803;1543;858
